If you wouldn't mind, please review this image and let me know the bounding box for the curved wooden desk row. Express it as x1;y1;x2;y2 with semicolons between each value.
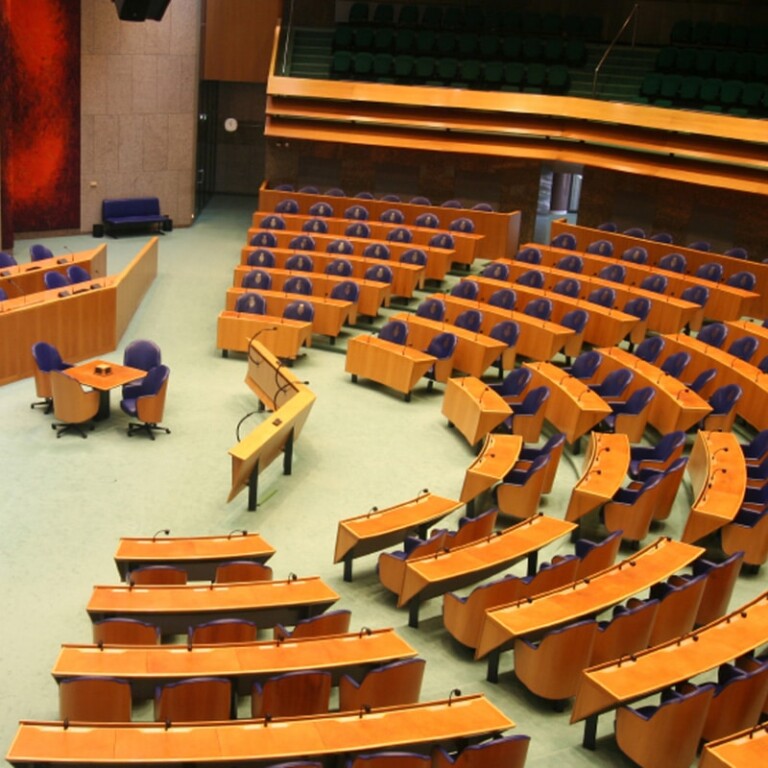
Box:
6;693;514;766
550;218;768;317
259;180;521;261
251;210;484;267
240;244;426;301
700;721;768;768
441;376;511;447
0;239;158;385
572;590;768;750
246;226;453;283
217;310;313;361
530;241;758;326
113;532;276;582
52;628;417;699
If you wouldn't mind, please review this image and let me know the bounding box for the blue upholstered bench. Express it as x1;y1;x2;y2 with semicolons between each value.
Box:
101;197;172;237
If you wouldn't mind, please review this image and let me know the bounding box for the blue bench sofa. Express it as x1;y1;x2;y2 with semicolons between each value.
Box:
101;197;172;238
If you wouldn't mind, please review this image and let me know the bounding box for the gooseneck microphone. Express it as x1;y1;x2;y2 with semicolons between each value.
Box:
152;528;170;541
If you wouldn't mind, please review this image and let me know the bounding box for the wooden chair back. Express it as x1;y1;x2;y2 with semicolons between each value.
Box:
136;369;169;424
590;598;659;667
128;565;187;585
513;619;598;703
432;735;531;768
348;753;431;768
693;551;744;626
496;455;549;519
648;574;707;647
155;677;232;722
443;509;498;549
188;619;258;645
92;618;160;646
252;670;331;717
603;475;663;546
33;365;52;399
378;531;447;594
574;530;622;580
338;658;425;711
517;555;579;601
722;510;768;567
50;370;99;424
273;609;352;641
59;677;132;722
214;561;273;583
702;663;768;741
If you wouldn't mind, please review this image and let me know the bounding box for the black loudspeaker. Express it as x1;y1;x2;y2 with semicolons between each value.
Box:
114;0;171;22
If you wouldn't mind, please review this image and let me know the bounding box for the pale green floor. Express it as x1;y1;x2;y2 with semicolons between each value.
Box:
0;196;764;766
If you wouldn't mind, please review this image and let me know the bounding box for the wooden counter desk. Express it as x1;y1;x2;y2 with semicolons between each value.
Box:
441;375;511;447
524;361;612;444
597;346;713;433
6;693;514;767
113;532;276;581
345;334;437;401
699;722;768;768
550;218;768;317
572;591;768;750
240;245;426;301
382;513;576;627
226;287;353;339
246;226;452;283
434;293;574;362
233;264;391;319
683;430;747;544
86;576;339;636
216;310;313;360
565;432;630;524
476;537;704;678
531;242;758;327
335;492;463;582
390;311;508;378
259;180;521;260
252;210;484;268
52;628;417;699
460;433;523;506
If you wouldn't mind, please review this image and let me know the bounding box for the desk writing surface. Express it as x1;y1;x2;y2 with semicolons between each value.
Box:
334;492;462;564
699;722;768;768
460;433;522;502
114;533;276;579
7;694;514;765
476;537;704;658
398;514;576;607
571;590;768;724
64;360;145;391
441;376;511;446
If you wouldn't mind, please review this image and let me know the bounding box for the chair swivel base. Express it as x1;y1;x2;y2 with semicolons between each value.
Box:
127;421;171;440
31;398;53;414
52;421;94;439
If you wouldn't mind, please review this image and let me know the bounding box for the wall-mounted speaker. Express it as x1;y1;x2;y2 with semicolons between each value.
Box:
114;0;171;22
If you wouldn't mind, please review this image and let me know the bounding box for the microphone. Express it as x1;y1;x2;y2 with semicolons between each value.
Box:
448;688;462;705
366;506;379;518
235;409;260;441
263;714;272;727
152;528;170;541
359;626;372;637
417;488;429;499
358;704;371;718
711;446;729;459
249;325;278;344
228;529;247;538
287;572;297;582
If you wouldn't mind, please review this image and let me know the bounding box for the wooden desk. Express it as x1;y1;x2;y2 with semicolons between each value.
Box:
216;310;313;360
476;537;703;672
565;432;630;523
434;293;574;362
460;434;522;504
246;226;452;282
383;514;576;627
598;346;712;433
52;628;417;699
345;334;436;401
259;181;521;261
551;218;768;317
391;312;508;378
699;722;768;768
113;533;276;581
240;245;425;301
252;210;483;268
243;337;306;411
441;376;511;447
334;492;462;582
233;264;391;319
0;246;107;298
524;362;612;444
6;694;514;767
86;576;339;635
683;430;747;544
226;287;353;339
65;359;145;420
572;591;768;749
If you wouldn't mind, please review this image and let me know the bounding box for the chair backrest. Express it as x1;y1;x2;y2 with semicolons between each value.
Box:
561;308;588;335
623;296;651;322
304;217;329;233
449;216;474;233
347;753;430;768
657;252;687;273
364;264;393;283
155;677;232;722
235;292;267;315
429;232;454;249
330;280;360;302
660;351;690;379
640;274;668;294
416;298;446;321
379;320;408;345
273;609;352;641
650;232;673;243
274;198;299;213
709;383;743;415
702;663;768;742
598;264;626;283
689;367;717;394
380;207;405;224
649;574;708;646
519;385;549;414
574;529;623;580
345;204;369;220
123;339;162;373
241;269;272;290
692;551;744;627
622;246;648;264
252;670;332;717
386;227;413;244
689;240;711;251
188;618;258;645
516;246;542;264
450;280;479;300
591;599;660;666
587;286;615;307
743;429;768;464
30;244;54;261
308;201;333;217
0;251;17;267
400;247;426;265
727;335;759;363
515;269;545;288
488;287;516;309
523;297;552;320
283;299;315;321
338;658;426;711
480;261;510;280
696;261;723;282
250;231;278;248
595;368;633;398
634;336;665;364
259;214;285;230
129;564;186;585
726;270;756;290
432;735;531;768
67;265;91;283
284;276;313;295
326;238;355;255
493;366;531;398
680;284;709;307
247;248;275;268
724;246;748;259
32;341;67;373
50;370;99;424
410;195;431;205
623;227;646;238
44;271;70;289
0;287;6;301
489;320;519;348
414;212;439;228
59;677;132;722
284;254;314;273
325;186;345;196
597;222;617;232
586;239;613;256
454;309;483;332
92;617;161;645
344;221;369;238
550;232;577;250
214;560;273;583
326;257;353;277
552;277;580;298
425;331;458;360
288;235;315;250
567;350;602;380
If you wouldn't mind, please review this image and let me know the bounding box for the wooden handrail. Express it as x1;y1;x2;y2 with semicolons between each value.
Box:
592;3;640;97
